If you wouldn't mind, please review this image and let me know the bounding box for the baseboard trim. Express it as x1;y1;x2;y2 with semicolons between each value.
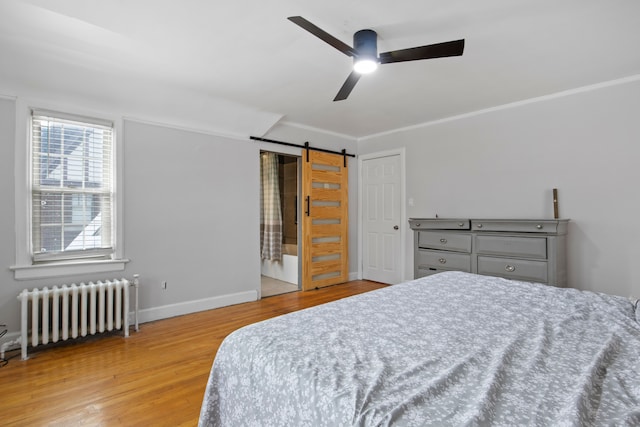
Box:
136;290;259;324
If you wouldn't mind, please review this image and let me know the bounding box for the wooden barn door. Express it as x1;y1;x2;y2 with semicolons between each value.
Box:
302;151;349;290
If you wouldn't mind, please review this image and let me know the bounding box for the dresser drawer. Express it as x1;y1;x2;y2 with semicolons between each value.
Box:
417;250;471;272
475;235;547;259
419;231;472;253
477;256;548;283
410;218;470;230
471;219;559;233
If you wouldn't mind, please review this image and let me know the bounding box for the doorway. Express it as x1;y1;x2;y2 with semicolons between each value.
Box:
260;151;301;297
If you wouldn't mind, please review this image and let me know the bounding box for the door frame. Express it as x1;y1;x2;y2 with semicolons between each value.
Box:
357;148;407;283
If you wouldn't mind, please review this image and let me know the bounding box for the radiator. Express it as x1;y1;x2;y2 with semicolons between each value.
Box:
3;275;139;360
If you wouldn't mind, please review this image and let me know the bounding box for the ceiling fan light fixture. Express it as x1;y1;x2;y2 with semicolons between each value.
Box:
353;29;379;74
353;58;378;74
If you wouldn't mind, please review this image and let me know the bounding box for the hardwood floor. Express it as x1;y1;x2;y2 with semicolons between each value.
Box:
0;280;386;426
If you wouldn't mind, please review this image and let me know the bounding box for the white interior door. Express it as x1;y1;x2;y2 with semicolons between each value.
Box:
362;154;403;284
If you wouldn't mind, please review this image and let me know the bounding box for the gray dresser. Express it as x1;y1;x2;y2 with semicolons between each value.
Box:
409;218;569;286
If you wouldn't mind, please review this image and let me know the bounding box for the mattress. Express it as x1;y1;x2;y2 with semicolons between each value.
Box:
199;271;640;426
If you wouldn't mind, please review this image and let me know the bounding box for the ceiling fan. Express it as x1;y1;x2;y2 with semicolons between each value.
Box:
288;16;465;101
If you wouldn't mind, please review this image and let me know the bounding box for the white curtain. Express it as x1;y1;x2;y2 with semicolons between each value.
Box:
260;153;283;261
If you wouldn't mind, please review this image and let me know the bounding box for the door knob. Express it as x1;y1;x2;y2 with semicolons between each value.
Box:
393;225;399;230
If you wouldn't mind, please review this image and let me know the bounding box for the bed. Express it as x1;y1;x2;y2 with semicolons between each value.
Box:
198;272;640;426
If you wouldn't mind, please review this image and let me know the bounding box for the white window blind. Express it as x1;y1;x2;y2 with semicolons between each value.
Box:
31;110;114;263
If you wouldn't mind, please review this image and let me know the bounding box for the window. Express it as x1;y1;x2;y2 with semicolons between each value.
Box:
30;110;114;263
11;102;126;280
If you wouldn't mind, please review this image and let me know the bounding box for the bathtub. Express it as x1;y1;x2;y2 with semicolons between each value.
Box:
261;244;298;285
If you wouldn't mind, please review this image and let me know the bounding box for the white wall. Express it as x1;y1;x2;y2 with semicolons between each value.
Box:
123;120;261;321
0;97;18;332
358;78;640;298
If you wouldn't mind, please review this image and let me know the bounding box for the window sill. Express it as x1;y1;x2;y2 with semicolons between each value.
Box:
10;259;130;280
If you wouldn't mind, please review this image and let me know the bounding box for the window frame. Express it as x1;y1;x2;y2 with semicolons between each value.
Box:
11;99;128;280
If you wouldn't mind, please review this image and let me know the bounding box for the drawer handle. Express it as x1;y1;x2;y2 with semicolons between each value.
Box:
536;224;543;229
416;223;421;227
438;258;447;264
476;223;483;228
439;238;447;244
505;265;516;272
458;222;464;227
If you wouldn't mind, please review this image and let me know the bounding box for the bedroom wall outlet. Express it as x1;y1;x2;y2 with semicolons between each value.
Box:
161;281;167;290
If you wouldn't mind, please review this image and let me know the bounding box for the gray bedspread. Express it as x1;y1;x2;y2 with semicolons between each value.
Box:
199;272;640;426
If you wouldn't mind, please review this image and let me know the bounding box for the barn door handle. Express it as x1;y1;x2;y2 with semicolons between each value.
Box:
305;195;310;216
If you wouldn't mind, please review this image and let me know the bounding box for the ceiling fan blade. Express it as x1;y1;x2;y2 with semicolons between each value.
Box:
379;39;465;64
334;71;362;101
288;16;357;57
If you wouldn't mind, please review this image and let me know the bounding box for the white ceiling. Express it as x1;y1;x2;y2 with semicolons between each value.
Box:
1;0;639;139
